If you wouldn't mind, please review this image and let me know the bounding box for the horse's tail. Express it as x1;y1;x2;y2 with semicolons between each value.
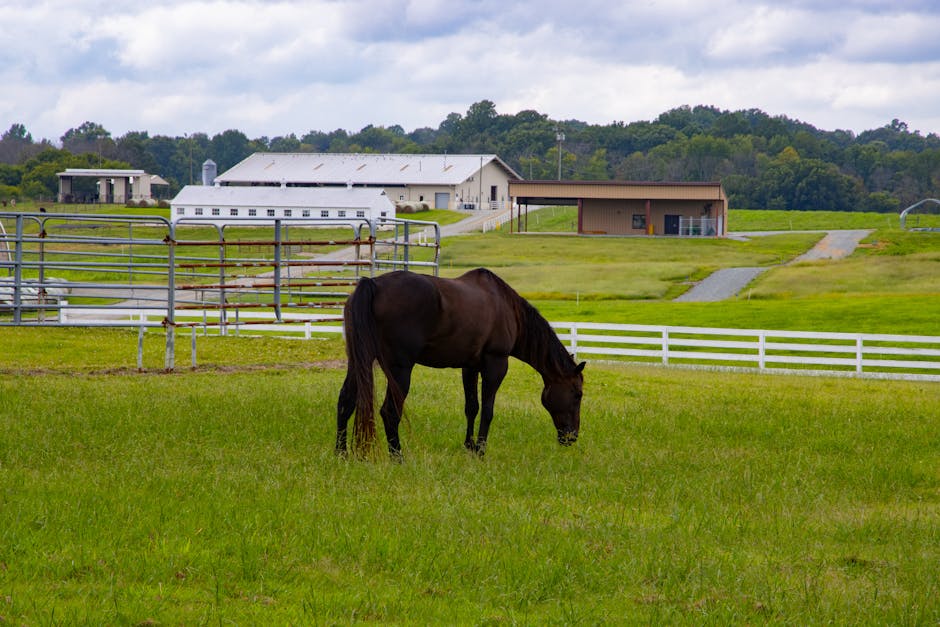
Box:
345;277;381;454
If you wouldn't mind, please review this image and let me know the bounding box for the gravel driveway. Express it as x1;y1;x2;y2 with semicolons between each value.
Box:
674;229;873;302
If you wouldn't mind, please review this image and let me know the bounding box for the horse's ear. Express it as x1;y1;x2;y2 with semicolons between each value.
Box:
575;361;586;374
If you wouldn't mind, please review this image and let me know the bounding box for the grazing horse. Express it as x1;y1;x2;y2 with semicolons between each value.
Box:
335;268;585;458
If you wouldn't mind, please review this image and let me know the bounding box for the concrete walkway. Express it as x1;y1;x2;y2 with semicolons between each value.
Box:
674;229;873;303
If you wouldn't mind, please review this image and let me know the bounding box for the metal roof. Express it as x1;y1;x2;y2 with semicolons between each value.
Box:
171;184;394;210
214;153;521;186
58;168;147;177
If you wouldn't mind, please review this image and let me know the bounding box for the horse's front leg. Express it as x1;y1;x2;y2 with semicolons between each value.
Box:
474;356;509;457
335;371;356;457
461;367;480;452
380;364;413;461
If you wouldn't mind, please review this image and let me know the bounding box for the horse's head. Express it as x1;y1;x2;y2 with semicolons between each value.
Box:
541;361;585;445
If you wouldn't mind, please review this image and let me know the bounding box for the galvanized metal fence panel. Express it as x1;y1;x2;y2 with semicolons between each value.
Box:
1;211;440;370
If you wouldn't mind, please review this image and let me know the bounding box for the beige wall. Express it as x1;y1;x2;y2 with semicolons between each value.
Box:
581;199;725;235
456;161;513;209
383;161;514;210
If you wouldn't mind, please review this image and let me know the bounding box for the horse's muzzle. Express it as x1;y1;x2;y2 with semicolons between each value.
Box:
557;431;578;446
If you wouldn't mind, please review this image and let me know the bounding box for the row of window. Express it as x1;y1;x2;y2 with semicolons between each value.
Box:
176;207;379;219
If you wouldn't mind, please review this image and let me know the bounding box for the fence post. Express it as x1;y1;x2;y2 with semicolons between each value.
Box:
164;223;176;372
856;336;864;375
758;331;766;370
570;324;578;361
137;326;145;371
662;329;670;365
12;215;23;324
273;220;282;322
191;326;197;369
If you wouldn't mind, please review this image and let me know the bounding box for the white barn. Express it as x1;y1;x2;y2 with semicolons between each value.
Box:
170;184;396;225
213;153;522;211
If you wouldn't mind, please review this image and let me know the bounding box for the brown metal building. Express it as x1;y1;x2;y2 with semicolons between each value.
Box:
509;180;728;236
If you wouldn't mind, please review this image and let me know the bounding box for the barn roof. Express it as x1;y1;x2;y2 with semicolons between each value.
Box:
171;184;394;210
214;153;522;186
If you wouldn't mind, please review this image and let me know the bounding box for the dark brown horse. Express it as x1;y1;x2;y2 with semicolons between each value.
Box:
335;268;585;458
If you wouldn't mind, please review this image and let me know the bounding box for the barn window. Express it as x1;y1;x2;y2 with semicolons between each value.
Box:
356;210;366;218
230;208;238;216
211;208;220;216
302;209;311;217
248;209;257;217
176;208;184;215
320;210;329;218
338;210;346;218
267;209;276;217
194;207;203;216
284;209;292;217
632;214;646;230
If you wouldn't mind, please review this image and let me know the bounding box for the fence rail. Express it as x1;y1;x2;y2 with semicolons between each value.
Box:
551;322;940;381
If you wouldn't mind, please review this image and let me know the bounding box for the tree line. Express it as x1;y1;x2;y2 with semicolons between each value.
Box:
2;102;938;212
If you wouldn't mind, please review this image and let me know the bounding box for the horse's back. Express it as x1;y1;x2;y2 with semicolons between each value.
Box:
367;270;517;367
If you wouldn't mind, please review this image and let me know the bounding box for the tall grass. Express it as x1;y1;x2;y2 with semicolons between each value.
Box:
1;329;938;623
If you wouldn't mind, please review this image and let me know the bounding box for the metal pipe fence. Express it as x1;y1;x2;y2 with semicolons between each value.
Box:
1;212;440;370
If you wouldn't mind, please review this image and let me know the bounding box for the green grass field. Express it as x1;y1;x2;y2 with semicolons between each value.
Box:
1;329;938;624
2;208;939;623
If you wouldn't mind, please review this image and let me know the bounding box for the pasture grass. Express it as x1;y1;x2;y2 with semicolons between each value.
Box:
439;230;822;301
1;327;938;624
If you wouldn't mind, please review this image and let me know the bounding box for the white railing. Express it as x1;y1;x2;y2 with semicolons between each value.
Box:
678;216;718;236
483;206;524;233
551;322;940;381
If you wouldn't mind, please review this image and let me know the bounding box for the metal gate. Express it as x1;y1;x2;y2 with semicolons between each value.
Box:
1;211;440;370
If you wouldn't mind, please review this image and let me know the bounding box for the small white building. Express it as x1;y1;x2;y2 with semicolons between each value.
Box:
213;153;522;211
170;184;396;225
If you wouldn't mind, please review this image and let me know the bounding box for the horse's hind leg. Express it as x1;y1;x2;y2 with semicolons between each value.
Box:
335;371;356;456
461;367;480;452
380;364;412;460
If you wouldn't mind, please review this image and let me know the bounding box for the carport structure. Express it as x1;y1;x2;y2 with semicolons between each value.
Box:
509;180;728;236
57;168;168;204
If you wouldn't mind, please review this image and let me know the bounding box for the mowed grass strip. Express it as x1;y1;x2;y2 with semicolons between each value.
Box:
0;334;938;623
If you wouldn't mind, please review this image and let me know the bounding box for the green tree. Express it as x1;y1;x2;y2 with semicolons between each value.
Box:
576;148;610;180
61;121;111;159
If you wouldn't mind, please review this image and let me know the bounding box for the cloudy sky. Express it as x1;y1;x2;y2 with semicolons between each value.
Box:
3;0;940;143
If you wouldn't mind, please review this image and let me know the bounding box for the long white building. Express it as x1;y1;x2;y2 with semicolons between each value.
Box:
170;184;396;225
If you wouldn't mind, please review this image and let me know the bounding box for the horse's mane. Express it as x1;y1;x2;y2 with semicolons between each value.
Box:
482;269;574;379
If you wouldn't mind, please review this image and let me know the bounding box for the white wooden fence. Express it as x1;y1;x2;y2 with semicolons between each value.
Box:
551;322;940;381
59;306;940;380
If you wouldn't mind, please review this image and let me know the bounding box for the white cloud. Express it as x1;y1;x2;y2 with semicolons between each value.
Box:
1;0;939;141
706;6;837;62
